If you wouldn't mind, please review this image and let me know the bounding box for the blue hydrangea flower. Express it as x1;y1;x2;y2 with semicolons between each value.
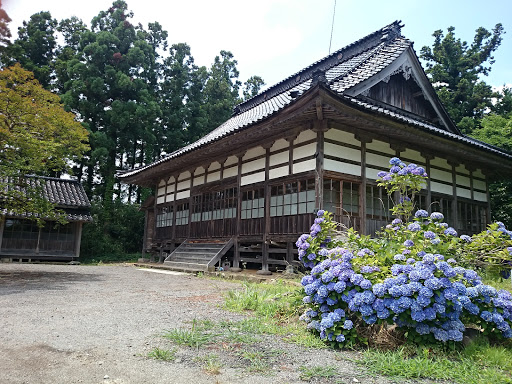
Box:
394;254;406;261
404;240;414;247
389;157;402;165
430;212;444;221
408;223;421;232
336;334;345;343
392;218;402;225
444;227;458;236
316;210;325;217
343;320;353;330
377;171;388;178
431;237;441;245
460;234;472;243
415;209;429;218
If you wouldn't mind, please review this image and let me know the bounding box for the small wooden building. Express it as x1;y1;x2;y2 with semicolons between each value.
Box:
118;22;512;273
0;176;92;262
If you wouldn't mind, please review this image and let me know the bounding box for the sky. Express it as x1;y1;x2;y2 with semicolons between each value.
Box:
3;0;512;91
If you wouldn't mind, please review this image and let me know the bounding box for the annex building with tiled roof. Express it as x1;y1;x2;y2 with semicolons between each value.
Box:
118;21;512;273
0;176;92;262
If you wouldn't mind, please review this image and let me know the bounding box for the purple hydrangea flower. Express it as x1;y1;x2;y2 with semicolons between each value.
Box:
430;212;444;221
389;157;402;165
460;235;472;243
316;210;325;217
392;218;402;225
424;231;436;240
415;209;429;218
408;223;421;232
444;227;458;237
404;240;414;247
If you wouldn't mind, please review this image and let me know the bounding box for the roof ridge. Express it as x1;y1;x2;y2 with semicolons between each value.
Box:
234;20;403;115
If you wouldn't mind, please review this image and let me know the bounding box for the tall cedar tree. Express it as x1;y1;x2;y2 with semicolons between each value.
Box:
420;24;504;134
3;12;58;89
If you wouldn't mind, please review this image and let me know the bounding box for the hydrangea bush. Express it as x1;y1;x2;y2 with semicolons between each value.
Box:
297;157;512;347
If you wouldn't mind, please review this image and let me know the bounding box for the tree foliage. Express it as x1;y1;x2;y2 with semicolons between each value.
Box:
0;0;265;257
0;64;89;221
420;24;504;134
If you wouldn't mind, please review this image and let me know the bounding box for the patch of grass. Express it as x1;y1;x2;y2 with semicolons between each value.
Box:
224;281;303;320
359;344;512;384
163;319;217;350
147;347;176;361
194;354;222;375
298;365;338;381
240;350;270;373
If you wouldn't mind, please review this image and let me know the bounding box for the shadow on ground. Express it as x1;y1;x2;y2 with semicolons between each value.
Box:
0;268;103;295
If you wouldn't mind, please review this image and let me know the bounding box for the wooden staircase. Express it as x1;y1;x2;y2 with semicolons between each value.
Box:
163;238;234;272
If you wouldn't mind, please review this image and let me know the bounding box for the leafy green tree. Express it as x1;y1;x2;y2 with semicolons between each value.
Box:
0;0;11;49
0;64;89;222
2;11;58;89
420;24;504;134
202;50;242;133
160;43;209;150
243;75;265;101
471;113;512;228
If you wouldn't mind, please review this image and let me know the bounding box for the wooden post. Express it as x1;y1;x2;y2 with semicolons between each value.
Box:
0;216;5;254
231;153;244;272
74;222;83;260
258;144;273;275
356;134;372;235
313;120;328;211
449;161;459;230
421;153;434;211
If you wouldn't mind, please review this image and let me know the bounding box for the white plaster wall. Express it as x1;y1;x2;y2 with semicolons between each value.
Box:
271;138;289;152
367;140;394;155
165;193;175;203
473;179;487;191
474;191;488;202
366;152;391;168
209;161;221;171
295;129;317;144
431;181;453;195
401;148;424;163
242;157;266;174
473;169;485;179
325;129;360;146
176;190;190;200
223;165;238;178
241;171;265;186
193;176;204;187
366;167;382;180
430;157;451;170
325;143;361;163
243;146;265;161
456;187;472;199
269;166;289;180
324;159;360;176
157;196;165;204
456;165;470;175
293;143;316;160
207;170;221;183
224;156;238;167
430;168;453;183
456;174;471;188
269;151;289;167
177;180;190;191
293;158;316;174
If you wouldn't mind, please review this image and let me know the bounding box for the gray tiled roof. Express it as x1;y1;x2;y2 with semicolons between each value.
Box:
118;21;511;180
2;176;92;222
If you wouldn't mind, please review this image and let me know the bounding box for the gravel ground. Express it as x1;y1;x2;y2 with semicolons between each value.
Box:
0;263;435;384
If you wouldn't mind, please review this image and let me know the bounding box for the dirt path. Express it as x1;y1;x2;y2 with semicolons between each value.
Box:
0;263;432;384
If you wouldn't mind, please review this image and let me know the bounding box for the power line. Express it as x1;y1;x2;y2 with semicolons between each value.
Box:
328;0;337;55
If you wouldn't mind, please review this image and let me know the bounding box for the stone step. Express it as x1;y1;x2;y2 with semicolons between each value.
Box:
163;261;213;272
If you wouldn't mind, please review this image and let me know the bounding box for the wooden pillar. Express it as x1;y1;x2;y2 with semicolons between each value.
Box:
259;143;273;275
74;222;83;260
449;161;459;230
357;135;372;235
187;170;194;239
0;216;4;253
232;153;244;271
422;153;434;211
313;119;328;211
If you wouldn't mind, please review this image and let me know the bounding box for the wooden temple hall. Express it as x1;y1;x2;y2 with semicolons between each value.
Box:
118;22;512;273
